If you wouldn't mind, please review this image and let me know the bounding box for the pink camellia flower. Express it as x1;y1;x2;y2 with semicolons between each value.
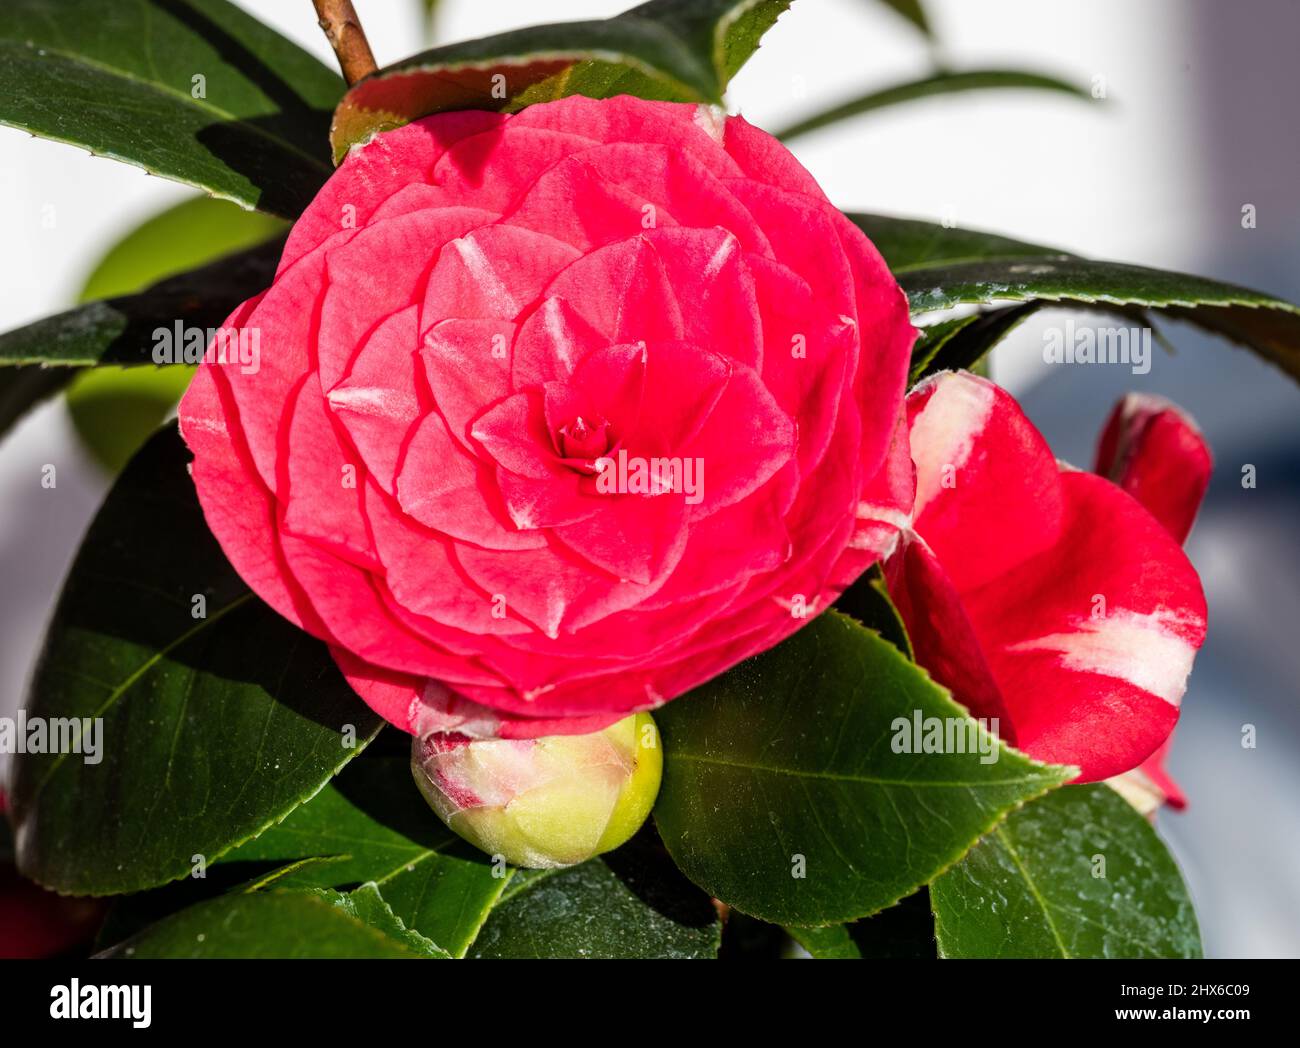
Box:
179;94;915;739
1095;393;1212;810
883;371;1208;782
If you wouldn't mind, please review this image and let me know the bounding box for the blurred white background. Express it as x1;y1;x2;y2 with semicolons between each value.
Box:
1;0;1296;956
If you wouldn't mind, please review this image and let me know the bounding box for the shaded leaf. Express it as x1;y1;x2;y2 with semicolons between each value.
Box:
98;891;424;958
330;0;791;161
832;562;912;658
333;883;451;958
848;212;1300;382
9;427;382;895
909;303;1040;384
849;213;1066;273
776;69;1090;142
469;829;721;959
221;753;506;958
92;855;349;950
0;0;343;215
654;611;1072;925
930;784;1201;958
791;889;936;958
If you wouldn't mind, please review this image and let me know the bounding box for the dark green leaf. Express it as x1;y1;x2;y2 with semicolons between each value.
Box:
930;784;1201;958
0;235;282;369
832;563;912;658
790;893;938;959
92;855;349;950
0;0;343;216
98;890;425;958
787;922;860;958
776;69;1090;142
469;830;721;959
849;212;1300;382
653;611;1072;925
848;213;1067;273
9;427;382;895
221;754;507;958
333;883;451;958
909;304;1040;384
329;0;791;161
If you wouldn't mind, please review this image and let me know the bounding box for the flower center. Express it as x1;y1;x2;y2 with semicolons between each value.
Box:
557;415;613;472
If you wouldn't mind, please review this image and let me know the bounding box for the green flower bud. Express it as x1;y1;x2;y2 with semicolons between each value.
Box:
410;712;662;869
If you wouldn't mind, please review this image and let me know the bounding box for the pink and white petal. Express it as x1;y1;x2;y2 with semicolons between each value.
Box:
280;374;377;568
964;471;1207;781
830;207;917;478
907;371;1065;592
641;227;764;370
420;224;580;328
677;360;796;520
831;411;916;584
364;481;535;634
625;340;729;453
724;181;854;320
490;457;603;529
541;236;684;344
430;126;599;213
327;305;422;494
745;254;857;475
503;153;679;252
221;238;351;494
455;538;673;639
1094;393;1212;545
277;530;496;686
420;317;515;452
279;109;505;274
637;470;795;610
723;113;830;203
470;390;563;481
511;96;744;180
561;143;772;255
395;412;542;550
510;296;609;389
319;207;497;390
550;340;646;437
181;363;330;640
550;490;688;586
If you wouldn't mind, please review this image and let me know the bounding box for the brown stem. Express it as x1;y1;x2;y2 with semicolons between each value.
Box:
312;0;377;86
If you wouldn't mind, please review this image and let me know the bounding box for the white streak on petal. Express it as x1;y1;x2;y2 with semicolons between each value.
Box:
693;104;727;143
703;233;738;278
1005;607;1200;706
453;235;516;314
909;373;995;517
541;298;577;374
327;385;416;419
